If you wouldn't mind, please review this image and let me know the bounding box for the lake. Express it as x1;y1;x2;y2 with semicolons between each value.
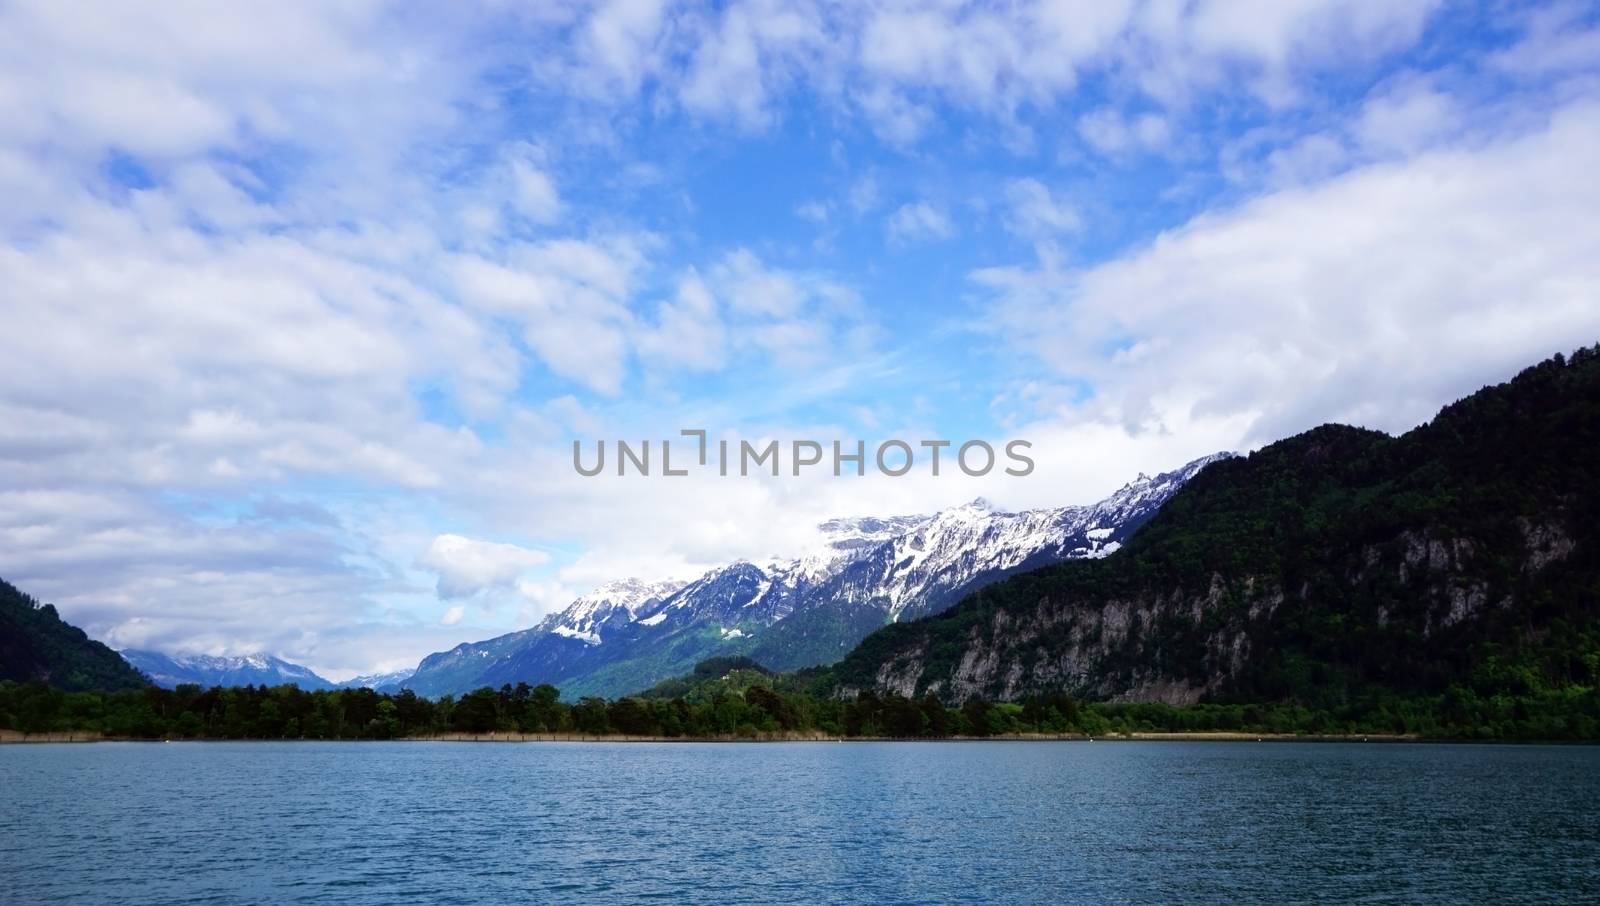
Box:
2;740;1597;904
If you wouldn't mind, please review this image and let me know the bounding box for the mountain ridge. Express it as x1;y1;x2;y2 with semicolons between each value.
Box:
829;345;1600;708
395;453;1228;698
120;649;337;690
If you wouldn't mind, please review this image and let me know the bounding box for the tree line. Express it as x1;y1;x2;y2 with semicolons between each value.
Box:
4;678;1598;741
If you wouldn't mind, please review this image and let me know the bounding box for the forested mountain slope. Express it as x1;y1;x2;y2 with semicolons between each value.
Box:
0;577;148;691
832;346;1600;707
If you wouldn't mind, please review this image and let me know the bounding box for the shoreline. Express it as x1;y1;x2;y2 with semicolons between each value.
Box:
2;728;1442;745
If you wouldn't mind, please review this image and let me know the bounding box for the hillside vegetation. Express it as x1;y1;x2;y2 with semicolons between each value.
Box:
0;578;148;692
832;345;1600;716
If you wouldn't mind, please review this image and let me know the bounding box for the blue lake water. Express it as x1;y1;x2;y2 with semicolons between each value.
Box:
2;740;1598;904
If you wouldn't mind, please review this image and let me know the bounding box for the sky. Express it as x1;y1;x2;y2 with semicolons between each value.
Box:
3;0;1599;680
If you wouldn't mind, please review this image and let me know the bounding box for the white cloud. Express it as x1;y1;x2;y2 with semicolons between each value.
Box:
714;248;808;316
854;84;934;145
574;0;670;97
1185;0;1437;66
848;174;881;213
450;236;647;395
417;534;551;599
1077;108;1172;156
886;201;954;244
0;483;481;682
1004;179;1081;240
1225;70;1471;190
683;250;868;369
440;604;466;626
795;200;830;223
1353;74;1462;156
677;0;823;128
510;159;563;224
542;0;1444;133
974;101;1600;448
1179;0;1440;104
0;1;483;229
636;271;728;372
1490;2;1600;77
1262;131;1349;186
514;578;580;625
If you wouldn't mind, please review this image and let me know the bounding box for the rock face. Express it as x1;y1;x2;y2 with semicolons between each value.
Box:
745;460;1227;672
831;347;1600;706
120;650;335;690
396;454;1227;698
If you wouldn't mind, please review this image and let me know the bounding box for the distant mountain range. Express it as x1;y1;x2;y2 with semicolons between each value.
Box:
831;345;1600;707
392;453;1228;698
116;650;416;691
3;578;415;692
3;348;1594;713
119;650;335;690
335;669;415;691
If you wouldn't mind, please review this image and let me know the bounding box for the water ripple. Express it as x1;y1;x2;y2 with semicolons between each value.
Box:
2;741;1597;904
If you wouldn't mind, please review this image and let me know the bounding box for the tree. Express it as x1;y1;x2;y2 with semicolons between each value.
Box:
920;695;951;737
744;685;797;731
375;699;399;738
520;683;563;731
608;697;657;736
452;688;499;733
962;699;992;737
574;697;610;735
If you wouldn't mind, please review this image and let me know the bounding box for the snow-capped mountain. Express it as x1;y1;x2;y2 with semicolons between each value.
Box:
121;649;335;690
336;669;415;690
828;457;1229;624
400;578;683;698
396;453;1229;698
535;578;687;646
746;455;1230;669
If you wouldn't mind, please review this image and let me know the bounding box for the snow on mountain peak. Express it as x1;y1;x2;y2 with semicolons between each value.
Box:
767;511;933;581
394;451;1234;696
119;649;337;690
536;576;688;645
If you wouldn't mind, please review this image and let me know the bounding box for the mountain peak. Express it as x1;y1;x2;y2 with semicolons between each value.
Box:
119;648;334;690
934;496;999;520
566;577;686;613
394;453;1221;697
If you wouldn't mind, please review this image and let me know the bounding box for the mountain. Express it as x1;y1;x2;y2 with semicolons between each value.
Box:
120;649;335;690
337;670;415;690
398;454;1225;698
398;578;685;698
831;346;1600;708
745;461;1228;672
0;577;148;691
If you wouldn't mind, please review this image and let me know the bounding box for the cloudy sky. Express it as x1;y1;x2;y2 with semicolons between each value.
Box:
3;1;1598;679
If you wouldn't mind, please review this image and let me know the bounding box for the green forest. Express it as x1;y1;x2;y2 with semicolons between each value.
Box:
5;667;1598;742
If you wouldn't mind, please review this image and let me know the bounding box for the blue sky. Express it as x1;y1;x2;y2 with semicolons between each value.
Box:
3;1;1600;677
